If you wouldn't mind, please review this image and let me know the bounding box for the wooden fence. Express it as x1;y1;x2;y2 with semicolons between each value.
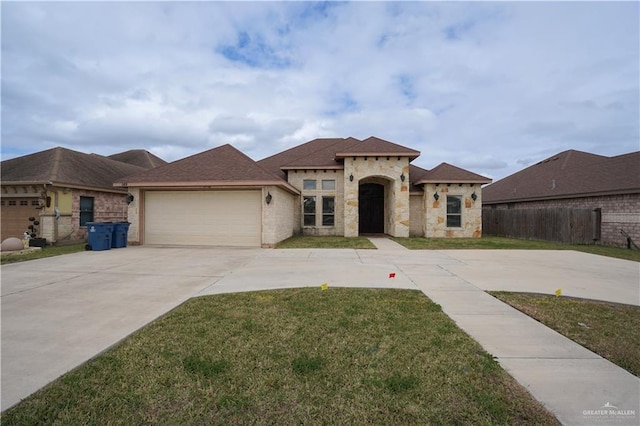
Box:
482;208;601;244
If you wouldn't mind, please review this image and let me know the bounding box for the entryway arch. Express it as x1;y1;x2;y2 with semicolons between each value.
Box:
358;176;393;235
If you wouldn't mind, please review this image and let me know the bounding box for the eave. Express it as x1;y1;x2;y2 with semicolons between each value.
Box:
335;152;420;160
483;187;640;205
116;180;300;195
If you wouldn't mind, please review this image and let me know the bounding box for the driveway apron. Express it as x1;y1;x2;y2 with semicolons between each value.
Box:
2;241;639;425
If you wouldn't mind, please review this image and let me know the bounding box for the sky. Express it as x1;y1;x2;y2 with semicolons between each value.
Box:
1;1;638;181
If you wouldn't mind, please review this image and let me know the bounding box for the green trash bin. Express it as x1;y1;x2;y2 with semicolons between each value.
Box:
86;222;114;251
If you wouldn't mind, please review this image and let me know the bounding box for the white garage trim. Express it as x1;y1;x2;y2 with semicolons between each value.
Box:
144;190;262;246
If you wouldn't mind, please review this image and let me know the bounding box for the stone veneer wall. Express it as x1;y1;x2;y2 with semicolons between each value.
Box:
343;157;410;237
487;193;640;247
409;194;425;237
287;170;344;236
424;183;483;238
262;186;295;246
126;188;141;244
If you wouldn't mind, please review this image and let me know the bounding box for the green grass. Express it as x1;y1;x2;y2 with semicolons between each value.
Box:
393;236;640;262
276;236;376;249
0;243;86;265
3;288;558;425
490;292;640;377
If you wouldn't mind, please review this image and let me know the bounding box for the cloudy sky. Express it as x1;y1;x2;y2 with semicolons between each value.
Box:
2;1;638;180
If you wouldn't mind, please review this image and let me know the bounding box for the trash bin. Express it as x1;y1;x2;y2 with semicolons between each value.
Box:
111;222;131;248
86;222;114;251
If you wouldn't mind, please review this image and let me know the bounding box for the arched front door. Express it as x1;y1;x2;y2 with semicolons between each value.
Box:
359;183;384;234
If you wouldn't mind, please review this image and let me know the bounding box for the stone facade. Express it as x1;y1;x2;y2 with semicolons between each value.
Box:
424;183;483;238
261;186;295;247
487;193;640;247
287;170;344;236
409;194;424;237
343;156;410;237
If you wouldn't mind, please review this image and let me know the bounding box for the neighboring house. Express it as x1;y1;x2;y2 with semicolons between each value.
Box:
1;147;164;243
482;149;640;246
116;137;491;247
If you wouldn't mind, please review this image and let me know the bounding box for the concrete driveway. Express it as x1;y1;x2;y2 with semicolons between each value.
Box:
1;243;639;423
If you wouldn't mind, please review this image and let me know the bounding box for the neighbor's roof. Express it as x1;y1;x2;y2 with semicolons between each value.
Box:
1;147;147;192
415;162;492;185
483;149;640;204
115;144;299;194
108;149;167;169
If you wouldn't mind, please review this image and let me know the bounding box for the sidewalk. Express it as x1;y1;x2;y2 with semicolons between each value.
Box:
370;238;640;426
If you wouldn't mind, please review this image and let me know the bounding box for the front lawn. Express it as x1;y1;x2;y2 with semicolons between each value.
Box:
0;243;86;265
490;292;640;377
393;236;640;262
3;288;558;425
276;236;376;249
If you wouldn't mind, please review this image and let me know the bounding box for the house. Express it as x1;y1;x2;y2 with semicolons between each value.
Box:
482;149;640;246
0;147;165;243
116;137;491;247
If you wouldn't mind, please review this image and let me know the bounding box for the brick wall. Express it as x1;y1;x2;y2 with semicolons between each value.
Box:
487;193;640;246
71;190;128;241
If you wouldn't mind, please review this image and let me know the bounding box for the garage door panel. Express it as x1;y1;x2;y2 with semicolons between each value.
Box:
144;191;261;246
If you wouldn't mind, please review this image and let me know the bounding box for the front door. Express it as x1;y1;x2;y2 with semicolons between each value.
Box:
359;183;384;234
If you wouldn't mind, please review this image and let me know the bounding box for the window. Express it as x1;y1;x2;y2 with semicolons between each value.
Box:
80;196;94;226
322;197;335;226
20;200;28;206
303;180;317;190
8;200;16;206
446;196;462;228
32;200;40;206
0;200;4;206
303;196;316;226
321;179;335;190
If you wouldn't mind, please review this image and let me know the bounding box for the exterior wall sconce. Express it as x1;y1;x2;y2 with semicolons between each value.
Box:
126;193;135;204
349;173;354;182
434;193;440;201
400;173;406;182
471;192;477;202
265;192;272;205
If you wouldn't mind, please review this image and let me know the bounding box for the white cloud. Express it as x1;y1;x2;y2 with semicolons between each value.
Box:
1;1;637;180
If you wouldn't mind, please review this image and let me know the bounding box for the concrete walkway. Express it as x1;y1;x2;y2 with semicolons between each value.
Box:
1;241;638;425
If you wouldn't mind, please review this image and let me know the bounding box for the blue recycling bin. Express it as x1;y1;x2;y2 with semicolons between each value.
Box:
86;222;114;251
111;222;131;248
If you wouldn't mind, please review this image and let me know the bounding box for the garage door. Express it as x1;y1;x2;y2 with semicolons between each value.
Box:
144;191;262;246
1;198;40;240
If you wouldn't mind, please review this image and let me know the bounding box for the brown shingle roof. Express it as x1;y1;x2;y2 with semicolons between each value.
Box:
1;147;147;191
483;149;640;204
415;162;492;185
335;136;420;159
258;138;359;179
116;144;297;193
108;149;167;169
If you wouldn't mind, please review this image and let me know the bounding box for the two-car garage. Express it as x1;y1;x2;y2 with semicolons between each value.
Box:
144;190;262;247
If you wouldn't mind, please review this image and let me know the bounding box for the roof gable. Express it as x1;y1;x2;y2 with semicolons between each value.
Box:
1;147;147;191
483;149;640;203
335;136;420;159
257;138;359;178
415;162;492;184
108;149;167;169
117;144;292;189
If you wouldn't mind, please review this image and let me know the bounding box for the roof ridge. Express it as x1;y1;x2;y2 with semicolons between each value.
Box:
282;138;355;167
50;147;63;182
225;144;287;182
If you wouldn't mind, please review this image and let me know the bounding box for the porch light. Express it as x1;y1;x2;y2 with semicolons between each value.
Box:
400;173;405;182
349;173;354;182
265;192;272;205
471;192;477;202
434;193;439;201
126;193;134;204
